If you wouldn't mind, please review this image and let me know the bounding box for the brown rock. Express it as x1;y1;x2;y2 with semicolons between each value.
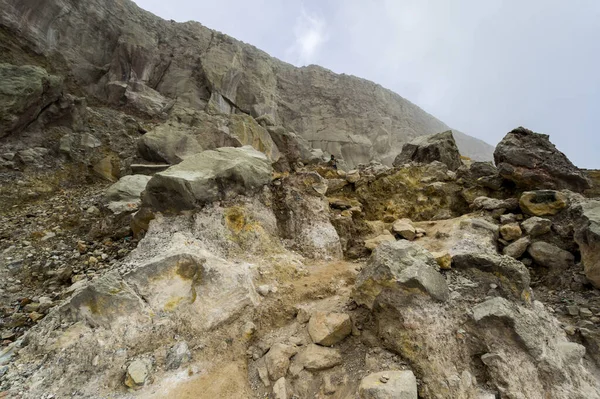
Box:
307;312;352;346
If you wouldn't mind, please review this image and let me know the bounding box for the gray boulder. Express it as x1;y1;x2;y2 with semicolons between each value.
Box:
393;130;462;171
0;63;63;137
528;241;574;271
494;127;590;192
359;370;417;399
573;200;600;288
354;240;449;308
143;146;273;212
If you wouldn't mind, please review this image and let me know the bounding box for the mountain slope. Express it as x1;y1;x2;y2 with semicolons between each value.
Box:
0;0;493;167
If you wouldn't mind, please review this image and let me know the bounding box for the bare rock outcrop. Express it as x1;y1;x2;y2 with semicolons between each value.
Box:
0;0;493;167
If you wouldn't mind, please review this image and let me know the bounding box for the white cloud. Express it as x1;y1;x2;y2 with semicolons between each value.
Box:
285;9;328;66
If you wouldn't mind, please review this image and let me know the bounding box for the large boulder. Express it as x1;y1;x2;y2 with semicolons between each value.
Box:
138;124;204;164
393;130;462;171
142;146;273;212
354;240;449;307
494;127;590;192
573;200;600;287
0;63;63;137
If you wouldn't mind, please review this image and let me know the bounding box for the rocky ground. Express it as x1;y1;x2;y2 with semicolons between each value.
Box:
1;127;600;398
0;182;139;352
1;1;600;396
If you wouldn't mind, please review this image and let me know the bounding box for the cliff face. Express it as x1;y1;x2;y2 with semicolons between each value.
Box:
0;0;493;167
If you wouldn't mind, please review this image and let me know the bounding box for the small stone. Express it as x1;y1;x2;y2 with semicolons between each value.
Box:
86;206;101;216
88;256;98;265
265;343;298;381
257;285;271;296
567;306;579;316
273;377;288;399
392;218;417;241
124;359;150;389
580;308;593;317
41;232;56;241
503;236;531;259
346;170;361;184
165;342;191;370
500;223;522;241
379;375;390;383
432;251;452;270
296;306;311;324
243;322;257;338
489;284;498;290
500;213;517;224
29;312;44;322
564;325;577;335
521;216;552;237
481;352;502;366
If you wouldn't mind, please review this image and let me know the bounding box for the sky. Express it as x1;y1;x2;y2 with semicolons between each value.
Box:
134;0;600;168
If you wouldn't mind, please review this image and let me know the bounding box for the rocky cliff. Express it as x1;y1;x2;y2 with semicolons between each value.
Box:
0;0;493;170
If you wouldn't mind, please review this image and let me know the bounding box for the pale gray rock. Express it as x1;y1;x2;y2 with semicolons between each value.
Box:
291;344;342;372
124;359;151;388
273;377;288;399
104;174;151;214
80;133;102;149
138;124;204;164
143;146;273;211
265;343;299;381
499;223;522;241
359;370;418;399
393;130;462;171
307;312;352;346
355;240;449;307
527;241;574;271
521;217;552;237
